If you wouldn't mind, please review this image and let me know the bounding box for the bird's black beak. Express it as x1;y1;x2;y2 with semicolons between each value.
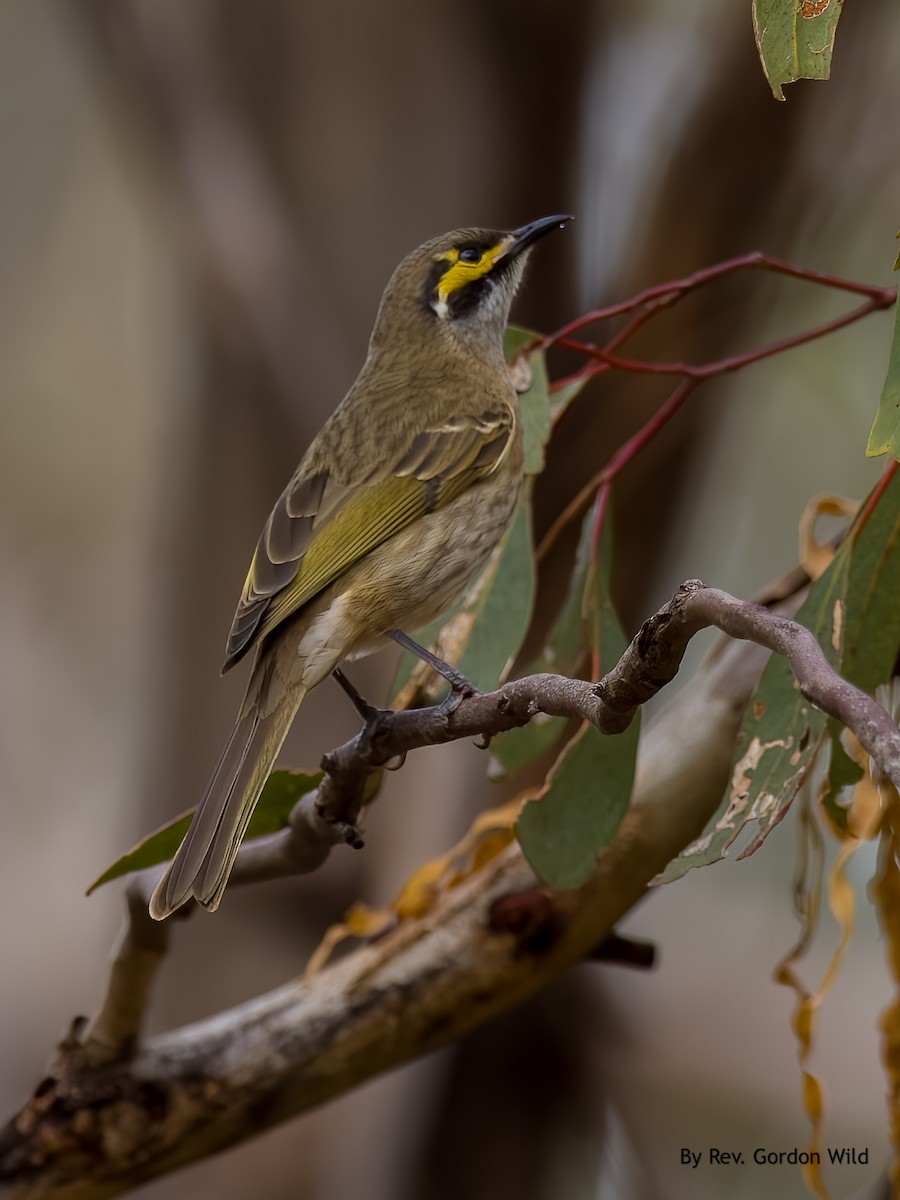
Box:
501;214;574;260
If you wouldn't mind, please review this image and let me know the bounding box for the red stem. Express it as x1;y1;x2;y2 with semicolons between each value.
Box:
589;483;612;681
533;253;897;565
537;380;698;563
540;252;896;348
559;297;890;379
854;458;899;537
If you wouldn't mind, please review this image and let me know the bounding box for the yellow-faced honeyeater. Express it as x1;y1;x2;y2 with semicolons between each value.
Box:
149;215;572;920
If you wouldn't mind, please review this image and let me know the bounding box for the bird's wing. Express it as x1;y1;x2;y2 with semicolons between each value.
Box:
222;407;515;669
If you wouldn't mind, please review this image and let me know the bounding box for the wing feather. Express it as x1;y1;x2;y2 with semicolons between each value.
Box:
222;407;514;670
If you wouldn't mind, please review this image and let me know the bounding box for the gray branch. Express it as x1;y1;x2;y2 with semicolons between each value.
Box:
3;581;898;1198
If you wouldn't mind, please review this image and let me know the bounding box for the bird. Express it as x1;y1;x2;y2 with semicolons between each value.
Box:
149;214;572;920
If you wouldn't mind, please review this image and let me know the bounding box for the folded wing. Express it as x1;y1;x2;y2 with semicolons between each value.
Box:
222;408;514;670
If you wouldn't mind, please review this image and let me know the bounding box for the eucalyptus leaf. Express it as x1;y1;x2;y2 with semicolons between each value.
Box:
516;718;639;889
661;467;900;882
505;325;552;476
456;501;536;691
490;504;612;779
88;768;322;893
516;517;638;888
488;715;569;782
866;297;900;461
549;374;592;425
752;0;844;102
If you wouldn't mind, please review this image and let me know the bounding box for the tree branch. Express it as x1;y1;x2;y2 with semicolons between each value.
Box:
76;880;173;1066
4;581;899;1198
292;581;900;797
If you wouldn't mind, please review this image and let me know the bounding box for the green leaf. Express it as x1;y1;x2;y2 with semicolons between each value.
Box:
661;467;900;882
87;768;322;893
548;374;591;424
504;324;593;435
586;510;628;673
516;515;638;888
504;325;537;359
516;718;639;889
658;561;845;883
535;506;600;678
489;503;617;781
866;297;900;461
813;480;900;825
456;500;535;691
504;325;552;475
823;465;900;820
752;0;844;102
488;714;568;781
544;501;626;676
841;468;900;692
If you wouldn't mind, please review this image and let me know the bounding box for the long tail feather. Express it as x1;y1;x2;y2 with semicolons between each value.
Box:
149;662;307;920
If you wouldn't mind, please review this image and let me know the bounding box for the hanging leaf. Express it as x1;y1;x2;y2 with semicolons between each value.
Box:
661;467;900;883
488;714;569;782
516;515;639;889
490;502;608;780
504;326;553;476
867;292;900;461
821;722;864;833
515;717;639;889
87;768;322;893
455;501;536;690
840;470;900;695
752;0;844;102
821;466;900;823
549;373;593;425
658;568;843;883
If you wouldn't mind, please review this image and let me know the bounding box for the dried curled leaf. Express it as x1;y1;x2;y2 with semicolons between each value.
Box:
870;683;900;1188
797;493;857;581
774;687;889;1198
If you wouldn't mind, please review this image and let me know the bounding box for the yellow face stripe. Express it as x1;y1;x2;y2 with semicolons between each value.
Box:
437;240;507;303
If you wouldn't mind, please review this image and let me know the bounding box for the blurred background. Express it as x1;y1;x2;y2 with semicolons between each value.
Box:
1;1;898;1197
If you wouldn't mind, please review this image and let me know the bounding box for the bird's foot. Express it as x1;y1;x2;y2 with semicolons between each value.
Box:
387;628;479;714
332;668;394;761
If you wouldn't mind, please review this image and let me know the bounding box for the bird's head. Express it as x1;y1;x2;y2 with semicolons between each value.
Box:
371;215;573;362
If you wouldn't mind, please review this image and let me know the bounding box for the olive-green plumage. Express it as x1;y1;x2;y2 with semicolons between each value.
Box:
149;214;571;920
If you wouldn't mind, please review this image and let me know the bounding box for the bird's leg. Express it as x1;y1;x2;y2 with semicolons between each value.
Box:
387;628;479;713
331;667;380;721
331;668;397;764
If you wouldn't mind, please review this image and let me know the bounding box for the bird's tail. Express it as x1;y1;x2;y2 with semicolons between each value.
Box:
149;659;308;920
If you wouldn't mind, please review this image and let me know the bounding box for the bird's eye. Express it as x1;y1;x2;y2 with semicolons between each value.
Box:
458;247;482;264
